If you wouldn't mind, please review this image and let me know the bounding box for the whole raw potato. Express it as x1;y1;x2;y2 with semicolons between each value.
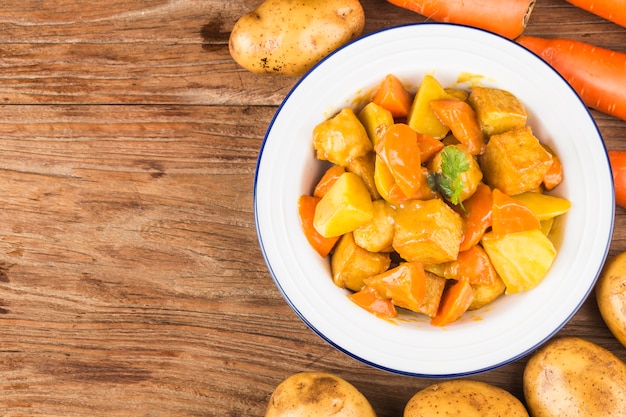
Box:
523;337;626;417
229;0;365;76
404;380;529;417
596;251;626;347
265;372;377;417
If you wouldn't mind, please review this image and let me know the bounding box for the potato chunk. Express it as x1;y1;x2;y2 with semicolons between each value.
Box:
358;101;394;146
468;86;527;137
469;274;506;310
419;272;448;318
331;233;391;292
429;144;483;203
346;151;380;200
511;192;571;221
481;229;556;294
363;262;427;312
393;199;463;264
407;74;453;139
313;108;372;167
480;126;553;196
353;199;396;252
313;172;373;238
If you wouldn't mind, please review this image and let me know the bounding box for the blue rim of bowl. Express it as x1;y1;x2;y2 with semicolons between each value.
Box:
253;22;615;378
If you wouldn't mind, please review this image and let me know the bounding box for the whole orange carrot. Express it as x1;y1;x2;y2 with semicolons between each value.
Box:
386;0;536;39
609;150;626;208
565;0;626;29
517;36;626;122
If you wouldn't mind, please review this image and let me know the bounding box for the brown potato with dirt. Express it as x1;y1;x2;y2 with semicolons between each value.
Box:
523;336;626;417
265;372;376;417
596;251;626;347
404;379;529;417
229;0;365;76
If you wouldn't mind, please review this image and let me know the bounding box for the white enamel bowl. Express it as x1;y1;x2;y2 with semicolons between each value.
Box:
254;23;614;377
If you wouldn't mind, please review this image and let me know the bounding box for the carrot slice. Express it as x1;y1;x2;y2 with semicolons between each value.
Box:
348;286;398;318
491;188;540;237
386;184;410;205
431;280;474;327
416;132;445;163
375;154;436;205
313;165;346;198
455;245;498;286
517;36;626;122
428;244;497;286
430;99;486;155
298;195;340;257
386;179;437;205
387;0;535;40
459;183;493;252
375;123;422;198
542;152;563;191
363;262;427;313
372;74;412;118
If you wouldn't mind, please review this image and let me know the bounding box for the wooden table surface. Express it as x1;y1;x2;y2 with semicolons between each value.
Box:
1;1;625;416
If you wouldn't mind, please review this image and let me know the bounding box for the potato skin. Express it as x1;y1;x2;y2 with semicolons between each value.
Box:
523;337;626;417
265;372;377;417
404;380;529;417
596;252;626;347
229;0;365;76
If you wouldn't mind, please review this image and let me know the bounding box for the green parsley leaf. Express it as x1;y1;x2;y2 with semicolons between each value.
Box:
429;146;470;206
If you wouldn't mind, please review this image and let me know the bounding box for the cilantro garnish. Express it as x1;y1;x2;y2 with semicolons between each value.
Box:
427;146;470;206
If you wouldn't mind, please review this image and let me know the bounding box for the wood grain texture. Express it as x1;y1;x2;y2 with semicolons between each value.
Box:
0;0;625;416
